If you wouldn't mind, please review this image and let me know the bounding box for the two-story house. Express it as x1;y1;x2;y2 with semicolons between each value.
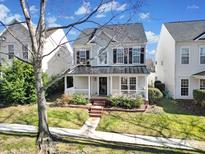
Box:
65;23;149;101
0;19;73;77
156;20;205;99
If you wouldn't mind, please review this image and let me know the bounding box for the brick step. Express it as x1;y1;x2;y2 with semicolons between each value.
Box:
93;102;105;106
89;113;101;117
89;110;103;114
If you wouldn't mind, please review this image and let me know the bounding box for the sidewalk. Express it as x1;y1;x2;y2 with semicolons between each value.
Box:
0;123;204;151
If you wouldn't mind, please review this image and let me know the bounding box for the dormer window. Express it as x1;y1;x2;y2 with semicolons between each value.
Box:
117;48;124;63
132;48;140;64
22;44;28;60
76;49;89;65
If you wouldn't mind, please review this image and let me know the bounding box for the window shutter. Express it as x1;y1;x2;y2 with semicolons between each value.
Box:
124;48;128;64
129;48;132;64
113;49;117;64
76;51;80;64
140;47;145;64
86;50;90;65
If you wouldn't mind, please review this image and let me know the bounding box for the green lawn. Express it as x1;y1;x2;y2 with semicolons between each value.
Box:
0;134;200;154
0;104;88;129
97;99;205;141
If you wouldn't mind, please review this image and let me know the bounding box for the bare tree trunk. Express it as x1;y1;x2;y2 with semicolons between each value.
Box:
34;61;53;153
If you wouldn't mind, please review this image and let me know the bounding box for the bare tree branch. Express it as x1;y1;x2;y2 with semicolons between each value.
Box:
46;0;106;31
0;51;32;65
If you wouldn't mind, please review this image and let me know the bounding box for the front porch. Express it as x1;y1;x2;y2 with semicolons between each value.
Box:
65;75;148;101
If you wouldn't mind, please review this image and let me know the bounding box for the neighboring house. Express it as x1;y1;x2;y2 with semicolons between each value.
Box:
65;23;149;101
0;19;73;77
156;20;205;99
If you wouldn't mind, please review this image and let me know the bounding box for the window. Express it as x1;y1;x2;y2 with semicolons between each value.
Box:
121;77;128;90
8;45;14;59
129;77;136;90
117;48;124;63
181;48;189;64
98;51;107;65
79;51;86;62
132;48;140;63
200;47;205;64
181;79;189;96
200;79;205;90
22;44;28;60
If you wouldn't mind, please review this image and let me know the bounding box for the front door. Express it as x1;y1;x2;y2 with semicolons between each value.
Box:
99;77;107;96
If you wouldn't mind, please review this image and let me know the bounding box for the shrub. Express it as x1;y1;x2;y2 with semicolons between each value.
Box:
148;88;163;104
193;89;205;107
154;80;165;95
108;96;143;109
55;94;73;105
71;94;89;105
0;60;36;104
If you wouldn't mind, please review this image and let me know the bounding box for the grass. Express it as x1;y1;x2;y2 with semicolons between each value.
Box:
97;98;205;141
0;104;88;129
0;134;201;154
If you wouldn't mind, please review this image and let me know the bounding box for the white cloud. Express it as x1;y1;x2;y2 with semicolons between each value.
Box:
58;15;74;20
119;15;125;19
96;1;127;18
98;1;126;13
0;4;21;24
145;31;159;44
95;13;106;18
187;5;199;9
139;12;150;20
29;5;38;14
69;30;77;35
75;2;91;15
47;16;61;27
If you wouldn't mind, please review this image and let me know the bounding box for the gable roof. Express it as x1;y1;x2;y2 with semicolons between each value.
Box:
0;18;57;39
74;23;147;46
164;20;205;41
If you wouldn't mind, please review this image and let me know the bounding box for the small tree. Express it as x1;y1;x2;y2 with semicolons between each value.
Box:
0;59;36;104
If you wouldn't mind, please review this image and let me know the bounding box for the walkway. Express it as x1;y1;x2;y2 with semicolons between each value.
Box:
0;123;204;151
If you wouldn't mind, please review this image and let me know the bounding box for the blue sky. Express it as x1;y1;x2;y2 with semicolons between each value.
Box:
0;0;204;59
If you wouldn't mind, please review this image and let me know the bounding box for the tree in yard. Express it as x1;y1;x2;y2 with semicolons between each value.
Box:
0;0;143;152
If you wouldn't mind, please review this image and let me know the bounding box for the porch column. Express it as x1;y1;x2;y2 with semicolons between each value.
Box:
88;76;91;99
64;76;67;94
145;76;148;101
110;76;113;95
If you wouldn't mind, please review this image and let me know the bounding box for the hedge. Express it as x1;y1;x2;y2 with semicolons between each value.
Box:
154;80;165;95
148;88;163;104
193;89;205;107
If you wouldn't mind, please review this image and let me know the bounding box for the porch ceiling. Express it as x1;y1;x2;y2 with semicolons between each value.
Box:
68;66;150;75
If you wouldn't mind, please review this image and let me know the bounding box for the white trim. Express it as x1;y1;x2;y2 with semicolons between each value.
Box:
180;46;190;65
97;47;109;66
180;77;190;97
88;76;91;98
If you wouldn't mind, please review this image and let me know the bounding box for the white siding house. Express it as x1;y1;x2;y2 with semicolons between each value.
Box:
156;20;205;99
0;19;73;77
65;23;149;100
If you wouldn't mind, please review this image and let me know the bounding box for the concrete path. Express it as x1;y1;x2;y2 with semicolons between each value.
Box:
80;117;100;135
0;123;204;151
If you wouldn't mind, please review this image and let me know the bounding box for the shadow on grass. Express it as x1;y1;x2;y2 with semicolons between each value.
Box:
155;98;205;116
0;132;202;154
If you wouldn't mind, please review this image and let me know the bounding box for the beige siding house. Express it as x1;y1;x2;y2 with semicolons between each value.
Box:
0;19;73;77
156;20;205;99
65;23;149;100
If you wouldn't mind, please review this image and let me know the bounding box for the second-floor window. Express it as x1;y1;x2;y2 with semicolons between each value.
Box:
113;47;145;64
200;47;205;64
76;49;89;65
8;45;14;59
181;48;189;64
22;44;28;60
